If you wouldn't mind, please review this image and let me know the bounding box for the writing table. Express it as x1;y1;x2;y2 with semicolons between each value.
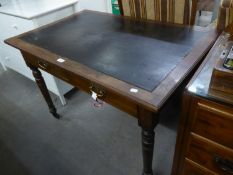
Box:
5;10;219;175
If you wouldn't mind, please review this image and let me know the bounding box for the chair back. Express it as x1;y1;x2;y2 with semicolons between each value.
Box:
118;0;196;25
217;0;233;30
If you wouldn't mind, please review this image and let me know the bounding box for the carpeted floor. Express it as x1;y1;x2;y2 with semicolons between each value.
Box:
0;65;180;175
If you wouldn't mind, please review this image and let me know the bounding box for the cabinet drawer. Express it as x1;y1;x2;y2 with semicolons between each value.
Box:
187;133;233;174
0;14;34;40
183;158;217;175
192;100;233;149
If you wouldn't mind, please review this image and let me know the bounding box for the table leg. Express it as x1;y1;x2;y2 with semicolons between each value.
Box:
29;66;61;119
142;129;155;175
138;108;159;175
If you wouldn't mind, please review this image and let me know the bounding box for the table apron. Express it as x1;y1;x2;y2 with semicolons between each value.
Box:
22;51;139;118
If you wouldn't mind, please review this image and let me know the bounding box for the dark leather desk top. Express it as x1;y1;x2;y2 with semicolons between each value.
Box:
21;11;206;92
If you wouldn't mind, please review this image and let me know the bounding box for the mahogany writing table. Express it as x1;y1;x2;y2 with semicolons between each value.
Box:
5;10;219;175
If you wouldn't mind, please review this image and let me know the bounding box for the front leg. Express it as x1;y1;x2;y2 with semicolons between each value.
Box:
141;129;155;175
138;108;159;175
29;65;61;119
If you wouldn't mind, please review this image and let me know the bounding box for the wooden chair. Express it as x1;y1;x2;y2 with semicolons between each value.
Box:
217;0;233;30
118;0;197;25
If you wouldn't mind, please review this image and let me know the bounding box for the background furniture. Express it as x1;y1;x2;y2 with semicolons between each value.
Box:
184;0;220;26
196;0;220;22
172;27;233;174
118;0;195;25
217;0;233;30
197;0;215;11
0;0;78;105
212;0;221;21
77;0;112;13
111;0;121;15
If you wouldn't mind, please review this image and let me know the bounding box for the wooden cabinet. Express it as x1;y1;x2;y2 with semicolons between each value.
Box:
176;96;233;175
172;31;233;174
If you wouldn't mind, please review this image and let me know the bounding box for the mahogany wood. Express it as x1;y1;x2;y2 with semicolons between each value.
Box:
172;29;233;175
191;0;198;25
171;92;194;175
210;58;233;95
4;10;219;175
187;133;233;174
118;0;123;15
138;108;159;175
141;129;155;175
192;100;233;149
28;65;60;119
5;11;219;112
118;0;197;25
21;51;139;117
183;159;217;175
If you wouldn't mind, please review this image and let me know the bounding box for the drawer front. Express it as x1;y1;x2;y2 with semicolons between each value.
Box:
0;14;34;40
183;158;217;175
192;99;233;149
22;52;138;117
187;133;233;174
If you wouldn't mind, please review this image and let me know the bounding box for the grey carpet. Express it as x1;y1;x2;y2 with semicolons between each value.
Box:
0;65;180;175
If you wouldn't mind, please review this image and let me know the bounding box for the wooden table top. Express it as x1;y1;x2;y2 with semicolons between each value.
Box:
5;10;219;112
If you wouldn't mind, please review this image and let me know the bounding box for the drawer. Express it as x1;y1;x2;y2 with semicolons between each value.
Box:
187;133;233;174
183;158;217;175
22;52;138;117
0;14;34;40
192;100;233;149
0;47;32;77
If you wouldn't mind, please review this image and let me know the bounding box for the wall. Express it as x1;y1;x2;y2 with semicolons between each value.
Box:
76;0;112;13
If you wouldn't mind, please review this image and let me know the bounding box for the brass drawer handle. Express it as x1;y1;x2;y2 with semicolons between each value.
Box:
38;60;48;70
89;84;105;98
214;155;233;174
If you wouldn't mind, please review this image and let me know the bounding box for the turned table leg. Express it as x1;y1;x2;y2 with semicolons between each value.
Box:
29;66;61;119
138;108;159;175
142;129;155;175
